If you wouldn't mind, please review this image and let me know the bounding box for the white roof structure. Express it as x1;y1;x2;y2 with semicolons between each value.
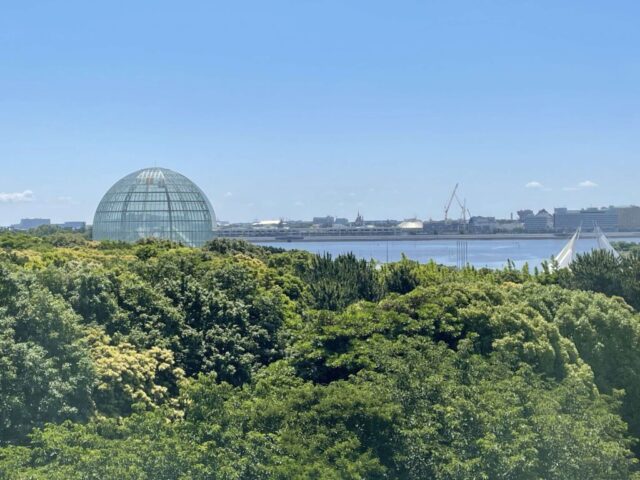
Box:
397;219;424;230
253;219;281;227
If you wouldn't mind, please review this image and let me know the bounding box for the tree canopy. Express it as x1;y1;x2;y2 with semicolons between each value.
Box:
1;233;640;478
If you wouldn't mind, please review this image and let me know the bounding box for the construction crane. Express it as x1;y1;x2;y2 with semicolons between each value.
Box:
454;195;471;223
444;183;459;222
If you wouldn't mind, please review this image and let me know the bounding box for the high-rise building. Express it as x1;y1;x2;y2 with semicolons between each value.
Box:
554;207;618;232
523;210;554;232
614;206;640;231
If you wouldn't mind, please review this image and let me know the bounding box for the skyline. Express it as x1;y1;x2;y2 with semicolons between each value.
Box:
2;1;640;224
1;181;635;227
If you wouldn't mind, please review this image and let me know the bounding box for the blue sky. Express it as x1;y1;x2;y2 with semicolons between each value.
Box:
1;1;639;224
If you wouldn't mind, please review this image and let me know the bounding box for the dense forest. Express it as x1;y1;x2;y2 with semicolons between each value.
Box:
1;228;640;478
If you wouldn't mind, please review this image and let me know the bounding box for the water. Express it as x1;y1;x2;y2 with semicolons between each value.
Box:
259;237;640;269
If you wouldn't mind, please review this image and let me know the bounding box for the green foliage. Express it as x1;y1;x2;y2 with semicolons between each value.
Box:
382;255;419;294
621;251;640;310
1;233;640;477
303;253;382;310
0;228;89;251
615;241;640;255
0;282;95;444
204;237;285;259
565;249;622;296
89;330;184;416
556;247;640;310
0;410;209;480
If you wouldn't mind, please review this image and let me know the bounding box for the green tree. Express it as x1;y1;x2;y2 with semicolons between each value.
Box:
565;250;623;297
304;253;382;310
621;251;640;310
0;285;95;444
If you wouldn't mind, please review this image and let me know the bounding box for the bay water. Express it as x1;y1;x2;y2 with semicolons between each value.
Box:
259;237;640;269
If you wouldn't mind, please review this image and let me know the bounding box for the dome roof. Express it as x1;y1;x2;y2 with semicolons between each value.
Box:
92;167;216;247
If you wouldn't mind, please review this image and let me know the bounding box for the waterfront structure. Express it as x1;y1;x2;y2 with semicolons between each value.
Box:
554;207;618;232
423;219;467;234
468;216;498;233
398;219;424;230
523;210;553;233
366;219;400;227
312;216;335;227
496;219;524;232
93;167;216;247
253;219;282;227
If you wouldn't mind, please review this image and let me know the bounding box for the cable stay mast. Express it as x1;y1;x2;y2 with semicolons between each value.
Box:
554;226;581;270
594;225;620;258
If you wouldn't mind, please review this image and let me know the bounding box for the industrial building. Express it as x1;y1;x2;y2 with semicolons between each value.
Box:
92;167;216;247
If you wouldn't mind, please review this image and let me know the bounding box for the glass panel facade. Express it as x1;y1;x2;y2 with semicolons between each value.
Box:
92;168;216;247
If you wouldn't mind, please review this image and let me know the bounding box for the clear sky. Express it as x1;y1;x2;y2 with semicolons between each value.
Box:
1;1;639;225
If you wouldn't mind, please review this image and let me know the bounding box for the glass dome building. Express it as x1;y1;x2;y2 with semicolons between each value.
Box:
92;167;216;247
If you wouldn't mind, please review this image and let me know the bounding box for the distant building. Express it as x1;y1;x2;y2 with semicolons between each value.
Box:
253;219;282;227
353;212;365;227
366;219;401;227
517;209;534;221
60;221;86;230
10;218;51;230
312;216;334;228
397;219;424;231
496;220;524;232
423;220;467;234
468;216;498;233
334;217;349;226
614;206;640;231
286;220;313;229
554;207;618;232
523;210;553;233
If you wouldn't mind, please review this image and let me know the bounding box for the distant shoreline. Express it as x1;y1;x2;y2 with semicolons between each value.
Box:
240;232;640;243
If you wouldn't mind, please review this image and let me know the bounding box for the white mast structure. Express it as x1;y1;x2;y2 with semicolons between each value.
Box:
553;224;620;270
554;226;581;270
595;225;620;258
